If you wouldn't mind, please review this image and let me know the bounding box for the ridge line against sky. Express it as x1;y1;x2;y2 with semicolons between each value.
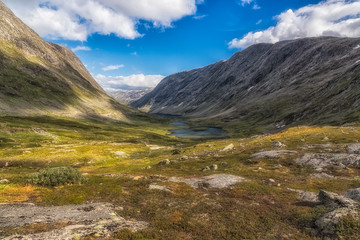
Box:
3;0;360;91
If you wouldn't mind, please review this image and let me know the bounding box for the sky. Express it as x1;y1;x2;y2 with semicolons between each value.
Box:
3;0;360;91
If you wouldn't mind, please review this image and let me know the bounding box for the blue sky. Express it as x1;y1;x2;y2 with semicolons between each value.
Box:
4;0;360;90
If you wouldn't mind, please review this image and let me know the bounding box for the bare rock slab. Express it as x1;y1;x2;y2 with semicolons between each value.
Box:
295;153;360;169
251;150;298;159
0;203;147;239
169;174;246;189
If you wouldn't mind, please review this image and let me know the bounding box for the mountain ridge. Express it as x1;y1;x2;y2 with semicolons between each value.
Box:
133;37;360;128
0;1;131;121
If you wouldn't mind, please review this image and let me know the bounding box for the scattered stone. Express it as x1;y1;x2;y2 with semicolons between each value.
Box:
132;176;142;181
268;178;276;183
251;150;298;159
148;184;171;192
148;145;167;150
143;166;152;170
158;159;171;165
344;188;360;202
169;174;246;189
113;151;129;157
0;179;9;184
209;164;218;170
311;173;336;179
323;137;329;141
220;162;228;167
272;141;286;148
179;155;189;161
346;144;360;154
288;188;320;203
0;203;147;240
222;143;234;151
201;166;210;172
172;149;181;155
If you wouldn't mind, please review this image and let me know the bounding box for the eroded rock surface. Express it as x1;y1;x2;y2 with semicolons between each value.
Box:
296;153;360;169
169;174;246;189
315;190;359;235
251;150;298;159
0;203;147;239
344;188;360;202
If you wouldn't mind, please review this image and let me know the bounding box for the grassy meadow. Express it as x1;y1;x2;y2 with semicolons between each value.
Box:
1;116;360;239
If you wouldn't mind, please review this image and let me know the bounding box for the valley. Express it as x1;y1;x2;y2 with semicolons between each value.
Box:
1;116;360;239
0;1;360;239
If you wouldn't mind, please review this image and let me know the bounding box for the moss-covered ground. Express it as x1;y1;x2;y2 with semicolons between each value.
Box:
1;116;360;239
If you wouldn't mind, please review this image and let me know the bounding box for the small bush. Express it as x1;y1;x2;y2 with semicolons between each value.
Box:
29;167;85;187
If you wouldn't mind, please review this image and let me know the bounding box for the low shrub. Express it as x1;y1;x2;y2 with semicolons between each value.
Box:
29;167;85;187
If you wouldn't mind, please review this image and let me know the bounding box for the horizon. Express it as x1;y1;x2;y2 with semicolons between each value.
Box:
3;0;360;91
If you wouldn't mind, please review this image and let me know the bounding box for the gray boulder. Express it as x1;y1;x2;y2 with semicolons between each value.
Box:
346;144;360;154
344;188;360;202
158;159;171;165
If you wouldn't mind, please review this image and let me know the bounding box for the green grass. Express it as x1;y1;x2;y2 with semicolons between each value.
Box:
1;116;360;239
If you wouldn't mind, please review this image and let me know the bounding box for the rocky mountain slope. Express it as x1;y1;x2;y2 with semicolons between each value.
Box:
0;1;130;121
109;88;153;105
133;37;360;127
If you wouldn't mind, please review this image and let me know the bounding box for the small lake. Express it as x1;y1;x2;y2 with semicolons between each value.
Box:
169;120;227;140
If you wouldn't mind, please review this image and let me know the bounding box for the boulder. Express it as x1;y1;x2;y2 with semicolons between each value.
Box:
272;141;286;148
344;188;360;202
210;164;218;170
0;179;9;184
158;159;171;165
222;143;234;151
346;144;360;154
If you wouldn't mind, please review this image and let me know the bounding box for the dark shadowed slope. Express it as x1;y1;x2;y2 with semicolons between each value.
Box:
0;1;133;121
133;37;360;127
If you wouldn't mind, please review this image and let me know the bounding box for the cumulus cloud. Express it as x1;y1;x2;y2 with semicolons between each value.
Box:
229;0;360;49
71;46;91;52
102;65;125;71
95;74;165;91
3;0;201;41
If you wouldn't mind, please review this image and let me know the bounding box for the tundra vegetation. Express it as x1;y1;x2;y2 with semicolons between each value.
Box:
1;115;360;239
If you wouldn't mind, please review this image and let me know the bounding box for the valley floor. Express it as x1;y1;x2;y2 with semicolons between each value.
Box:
0;116;360;239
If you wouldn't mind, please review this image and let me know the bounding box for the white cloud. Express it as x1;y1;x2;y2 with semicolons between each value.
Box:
238;0;260;10
240;0;252;6
193;14;207;20
102;65;125;71
95;74;165;91
230;0;360;49
71;46;91;52
3;0;201;41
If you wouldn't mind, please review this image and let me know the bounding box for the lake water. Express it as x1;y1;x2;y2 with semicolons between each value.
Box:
169;121;227;140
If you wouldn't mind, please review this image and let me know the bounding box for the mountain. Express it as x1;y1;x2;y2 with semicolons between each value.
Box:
133;37;360;127
109;88;153;105
0;1;130;121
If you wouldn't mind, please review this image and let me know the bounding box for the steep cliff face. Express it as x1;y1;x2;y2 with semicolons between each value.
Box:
0;1;129;121
133;37;360;126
